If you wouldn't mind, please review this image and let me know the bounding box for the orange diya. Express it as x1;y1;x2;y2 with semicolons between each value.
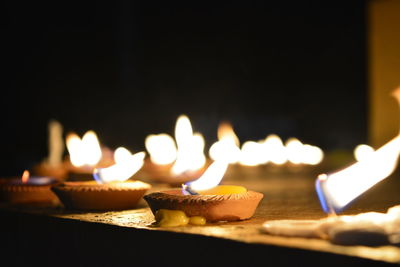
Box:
144;161;264;225
0;170;59;206
53;149;151;211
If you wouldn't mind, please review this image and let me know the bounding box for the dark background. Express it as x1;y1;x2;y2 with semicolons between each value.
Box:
3;1;367;175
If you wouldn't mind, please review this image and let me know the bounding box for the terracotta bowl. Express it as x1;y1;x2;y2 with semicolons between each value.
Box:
0;178;59;205
144;189;264;222
52;180;151;211
142;160;208;186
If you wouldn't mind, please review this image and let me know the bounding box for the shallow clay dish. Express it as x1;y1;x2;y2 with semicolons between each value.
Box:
0;178;59;205
142;160;207;186
144;189;264;222
52;180;151;211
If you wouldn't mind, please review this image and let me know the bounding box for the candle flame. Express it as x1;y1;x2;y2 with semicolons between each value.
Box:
239;141;266;166
171;115;206;175
21;170;30;184
317;88;400;214
66;130;102;167
217;122;240;146
209;122;241;163
93;149;145;183
317;135;400;213
145;134;177;165
184;161;228;192
354;144;375;162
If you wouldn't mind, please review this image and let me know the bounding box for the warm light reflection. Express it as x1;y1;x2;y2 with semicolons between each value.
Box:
171;115;206;175
184;161;228;192
21;170;30;184
317;135;400;212
209;122;241;163
354;144;375;162
145;134;177;165
66;131;102;167
94;150;145;183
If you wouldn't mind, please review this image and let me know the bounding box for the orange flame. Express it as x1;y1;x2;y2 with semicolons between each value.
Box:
21;170;30;184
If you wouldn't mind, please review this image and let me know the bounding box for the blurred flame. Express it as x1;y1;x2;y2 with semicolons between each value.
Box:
209;122;241;163
285;138;304;164
171;115;206;175
114;147;133;164
21;170;30;184
217;122;239;146
94;149;145;183
66;131;102;167
237;134;323;166
319;135;400;210
301;145;324;165
185;161;228;192
354;144;375;162
239;141;265;166
262;134;287;165
145;134;177;165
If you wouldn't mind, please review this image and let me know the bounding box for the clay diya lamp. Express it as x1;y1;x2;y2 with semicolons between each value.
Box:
145;161;264;222
32;120;69;181
32;161;69;181
52;151;151;211
142;159;208;186
0;170;59;206
144;115;209;186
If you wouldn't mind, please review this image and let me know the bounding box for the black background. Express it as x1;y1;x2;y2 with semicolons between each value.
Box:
3;1;367;175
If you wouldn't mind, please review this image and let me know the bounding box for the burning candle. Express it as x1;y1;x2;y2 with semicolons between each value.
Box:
52;147;151;211
0;170;59;205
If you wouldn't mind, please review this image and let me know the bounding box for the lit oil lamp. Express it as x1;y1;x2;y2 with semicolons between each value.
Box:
262;88;400;246
52;148;151;211
143;115;208;185
0;170;59;206
261;134;400;245
144;160;264;226
316;134;400;214
32;120;69;180
65;130;114;180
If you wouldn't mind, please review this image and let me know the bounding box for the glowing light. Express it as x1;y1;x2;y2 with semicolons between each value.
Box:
145;134;177;165
184;161;228;192
302;145;324;165
285;138;304;164
114;147;133;164
263;134;287;165
239;141;265;166
21;170;30;184
171;115;206;175
209;122;241;163
354;144;375;162
317;135;400;213
317;88;400;213
94;151;145;183
66;131;102;167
